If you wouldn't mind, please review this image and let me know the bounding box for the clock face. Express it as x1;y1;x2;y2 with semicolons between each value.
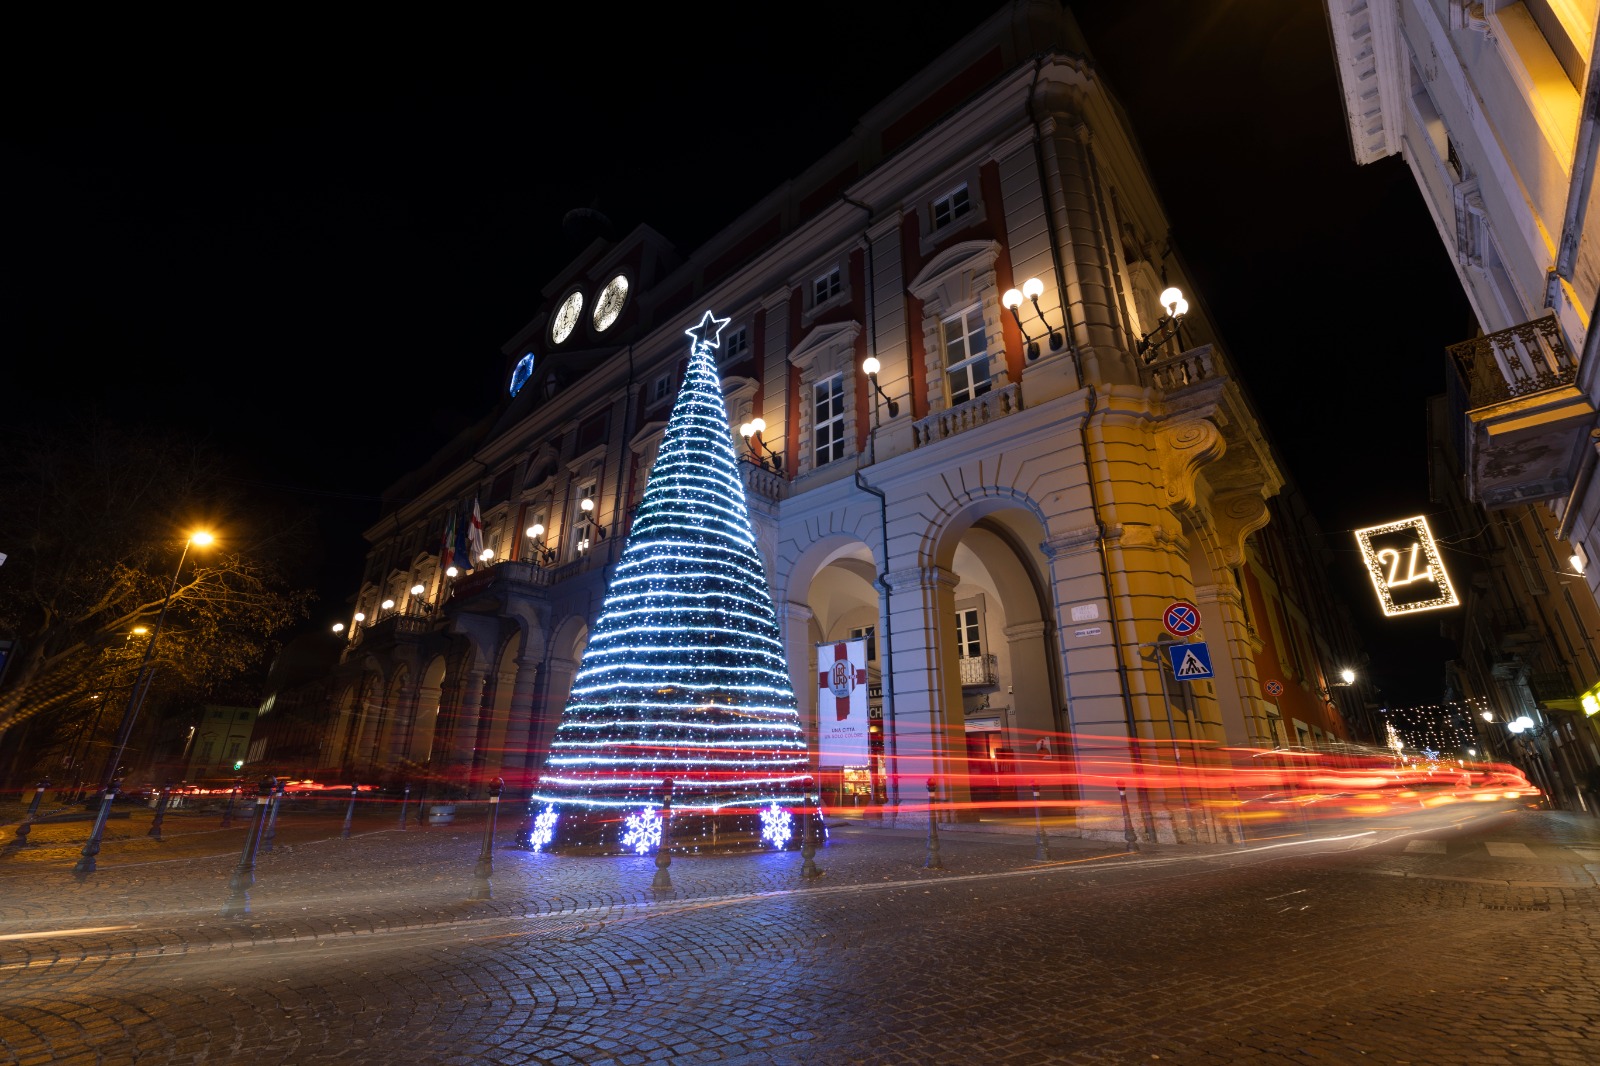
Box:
592;274;629;332
509;352;536;396
551;290;583;345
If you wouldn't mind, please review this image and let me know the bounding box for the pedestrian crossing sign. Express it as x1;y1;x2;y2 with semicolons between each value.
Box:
1167;641;1214;681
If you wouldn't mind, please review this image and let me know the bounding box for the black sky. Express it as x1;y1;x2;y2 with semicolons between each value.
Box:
2;1;1471;704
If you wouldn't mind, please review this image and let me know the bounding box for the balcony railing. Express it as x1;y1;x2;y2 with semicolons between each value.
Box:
958;653;998;687
1448;314;1578;410
449;559;554;602
1140;343;1221;392
913;381;1021;447
740;459;789;502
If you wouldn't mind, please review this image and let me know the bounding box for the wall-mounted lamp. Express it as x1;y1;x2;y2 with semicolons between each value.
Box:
479;548;495;563
381;598;395;612
1001;276;1064;361
1481;711;1494;722
1136;286;1189;360
353;612;366;623
1507;715;1536;734
580;497;594;513
409;583;434;615
738;418;785;472
860;357;900;419
526;522;555;565
332;622;346;635
445;566;458;578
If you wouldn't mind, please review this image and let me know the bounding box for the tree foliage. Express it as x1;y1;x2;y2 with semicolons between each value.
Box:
0;417;315;734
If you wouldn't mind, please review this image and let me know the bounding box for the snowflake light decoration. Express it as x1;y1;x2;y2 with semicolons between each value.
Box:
759;802;793;848
620;806;662;855
530;805;559;852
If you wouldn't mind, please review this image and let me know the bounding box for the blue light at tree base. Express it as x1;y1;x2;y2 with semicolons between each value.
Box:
531;310;810;853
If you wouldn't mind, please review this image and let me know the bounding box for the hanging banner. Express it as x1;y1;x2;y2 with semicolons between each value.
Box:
1353;514;1459;617
816;639;870;764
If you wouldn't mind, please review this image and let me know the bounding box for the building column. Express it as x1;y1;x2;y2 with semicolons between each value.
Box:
883;565;970;815
438;668;486;774
1003;620;1056;740
1193;581;1273;748
534;657;580;771
497;657;542;787
783;601;817;763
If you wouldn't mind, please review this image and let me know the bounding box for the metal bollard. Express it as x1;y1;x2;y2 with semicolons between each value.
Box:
220;778;241;828
651;778;674;892
341;783;358;839
1031;782;1051;861
800;778;822;879
73;780;121;879
924;777;943;870
7;780;50;850
222;776;277;918
260;780;284;853
148;783;173;841
398;783;411;831
468;778;504;900
1118;780;1140;851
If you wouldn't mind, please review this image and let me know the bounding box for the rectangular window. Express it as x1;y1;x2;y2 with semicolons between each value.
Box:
953;608;982;659
652;373;672;404
942;306;992;406
723;326;749;361
813;268;842;306
812;374;846;467
932;184;971;230
849;624;877;662
574;482;597;555
200;740;215;762
576;412;609;452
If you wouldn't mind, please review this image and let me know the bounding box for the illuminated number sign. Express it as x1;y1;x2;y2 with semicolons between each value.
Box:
1353;515;1459;617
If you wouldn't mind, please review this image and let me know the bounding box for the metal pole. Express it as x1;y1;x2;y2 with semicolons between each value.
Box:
651;778;674;892
220;777;240;828
1152;645;1198;844
398;782;410;830
341;783;358;839
1031;781;1051;861
924;777;943;869
73;779;120;879
7;780;50;850
1118;780;1139;851
101;538;197;791
468;777;503;900
222;776;276;918
260;780;284;853
147;782;172;841
800;777;822;878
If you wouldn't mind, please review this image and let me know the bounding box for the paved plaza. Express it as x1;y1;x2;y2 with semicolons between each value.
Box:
2;800;1598;1064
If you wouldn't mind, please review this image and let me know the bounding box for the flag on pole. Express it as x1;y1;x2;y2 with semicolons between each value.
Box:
454;505;473;569
440;511;457;571
467;497;485;562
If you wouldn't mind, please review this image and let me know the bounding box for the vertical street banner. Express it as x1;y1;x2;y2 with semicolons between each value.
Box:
816;640;869;763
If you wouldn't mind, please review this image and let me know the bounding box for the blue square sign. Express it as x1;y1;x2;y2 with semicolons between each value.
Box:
1167;641;1214;681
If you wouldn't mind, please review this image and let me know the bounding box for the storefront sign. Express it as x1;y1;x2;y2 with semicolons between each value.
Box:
1581;680;1600;717
1353;515;1459;616
817;639;870;762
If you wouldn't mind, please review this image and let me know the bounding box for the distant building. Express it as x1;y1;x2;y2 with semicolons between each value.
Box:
185;705;255;781
270;1;1374;842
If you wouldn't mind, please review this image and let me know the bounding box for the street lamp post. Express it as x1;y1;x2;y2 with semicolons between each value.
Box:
99;530;214;790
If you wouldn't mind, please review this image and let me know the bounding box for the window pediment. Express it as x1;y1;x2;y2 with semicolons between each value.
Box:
789;319;863;373
908;239;1001;313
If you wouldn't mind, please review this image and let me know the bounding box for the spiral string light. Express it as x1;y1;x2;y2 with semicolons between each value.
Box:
532;311;808;851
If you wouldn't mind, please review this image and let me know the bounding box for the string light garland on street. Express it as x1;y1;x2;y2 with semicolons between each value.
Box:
531;310;809;851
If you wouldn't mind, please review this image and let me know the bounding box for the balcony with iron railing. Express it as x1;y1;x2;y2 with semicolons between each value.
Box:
1447;314;1594;507
958;653;998;687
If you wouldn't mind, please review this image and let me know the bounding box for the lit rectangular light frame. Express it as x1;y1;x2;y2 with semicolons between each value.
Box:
1353;514;1459;617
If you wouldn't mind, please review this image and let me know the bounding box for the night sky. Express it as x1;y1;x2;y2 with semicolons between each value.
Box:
2;1;1470;705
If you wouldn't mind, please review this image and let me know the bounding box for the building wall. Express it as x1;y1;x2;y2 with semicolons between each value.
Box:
273;2;1372;842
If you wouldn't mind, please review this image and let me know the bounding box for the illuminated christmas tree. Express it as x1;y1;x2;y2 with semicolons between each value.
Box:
531;311;808;852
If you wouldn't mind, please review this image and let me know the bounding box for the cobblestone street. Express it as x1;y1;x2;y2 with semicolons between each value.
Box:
2;802;1598;1065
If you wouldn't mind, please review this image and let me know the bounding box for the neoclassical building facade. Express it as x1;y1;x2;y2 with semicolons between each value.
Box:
267;1;1372;840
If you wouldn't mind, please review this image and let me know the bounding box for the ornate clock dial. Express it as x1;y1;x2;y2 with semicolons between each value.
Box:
592;274;629;332
551;290;583;345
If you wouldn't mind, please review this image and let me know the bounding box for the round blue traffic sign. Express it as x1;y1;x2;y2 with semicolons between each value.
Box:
1163;601;1200;637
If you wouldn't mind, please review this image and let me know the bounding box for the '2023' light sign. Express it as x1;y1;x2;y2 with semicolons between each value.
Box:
1353;515;1459;617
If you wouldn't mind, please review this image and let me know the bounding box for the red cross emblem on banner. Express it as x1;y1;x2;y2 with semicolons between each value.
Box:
819;643;867;722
